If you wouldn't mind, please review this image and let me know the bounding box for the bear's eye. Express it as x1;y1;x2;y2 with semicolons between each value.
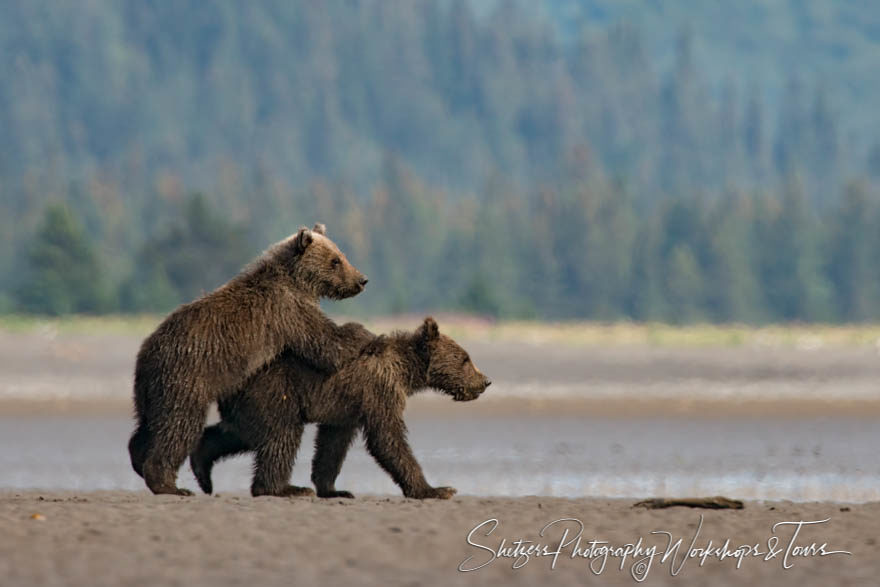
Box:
331;257;341;268
462;356;470;366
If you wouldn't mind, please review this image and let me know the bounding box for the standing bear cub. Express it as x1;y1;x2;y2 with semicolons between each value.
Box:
190;317;491;499
130;223;368;495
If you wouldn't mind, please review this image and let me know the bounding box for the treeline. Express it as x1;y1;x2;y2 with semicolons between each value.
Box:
2;0;880;321
9;156;880;323
1;0;878;202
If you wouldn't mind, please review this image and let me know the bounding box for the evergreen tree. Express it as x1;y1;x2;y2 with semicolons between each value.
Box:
16;204;110;315
665;244;704;323
121;193;249;310
827;182;879;321
867;142;880;180
704;194;763;322
627;214;667;321
743;87;766;175
756;179;832;320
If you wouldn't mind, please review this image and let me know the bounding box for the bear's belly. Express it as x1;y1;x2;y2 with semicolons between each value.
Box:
302;397;361;426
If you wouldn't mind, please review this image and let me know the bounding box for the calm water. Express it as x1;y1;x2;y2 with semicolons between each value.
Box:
2;331;879;501
1;413;877;502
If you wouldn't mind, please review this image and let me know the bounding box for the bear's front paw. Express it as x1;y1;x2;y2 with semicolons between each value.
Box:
278;485;316;498
317;490;355;499
430;486;457;499
252;484;315;498
163;487;193;496
409;486;457;500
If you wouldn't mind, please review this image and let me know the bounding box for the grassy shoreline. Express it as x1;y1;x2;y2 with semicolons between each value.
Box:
2;313;880;348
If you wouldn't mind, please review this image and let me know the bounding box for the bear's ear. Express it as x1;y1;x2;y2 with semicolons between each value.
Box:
293;227;313;254
419;316;439;341
312;223;327;235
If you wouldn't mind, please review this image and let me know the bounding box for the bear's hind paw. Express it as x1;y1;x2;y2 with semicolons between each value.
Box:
317;490;355;499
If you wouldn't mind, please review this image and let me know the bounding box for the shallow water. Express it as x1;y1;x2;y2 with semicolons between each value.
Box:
2;413;877;502
2;330;879;501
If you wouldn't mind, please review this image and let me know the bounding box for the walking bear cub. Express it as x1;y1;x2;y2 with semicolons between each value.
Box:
130;223;368;495
190;317;491;499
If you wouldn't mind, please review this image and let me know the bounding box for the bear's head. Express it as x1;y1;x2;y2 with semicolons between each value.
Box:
417;317;491;401
280;223;368;299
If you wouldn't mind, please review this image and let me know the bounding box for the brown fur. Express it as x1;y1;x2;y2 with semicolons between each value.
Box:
129;223;368;495
190;318;491;499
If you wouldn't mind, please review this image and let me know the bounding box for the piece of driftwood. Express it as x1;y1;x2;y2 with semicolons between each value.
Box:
633;496;744;510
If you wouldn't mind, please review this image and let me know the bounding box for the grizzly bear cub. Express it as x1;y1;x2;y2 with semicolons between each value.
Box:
190;317;491;499
130;223;368;495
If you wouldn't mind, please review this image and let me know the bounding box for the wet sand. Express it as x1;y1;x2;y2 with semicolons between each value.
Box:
3;326;880;415
0;491;875;586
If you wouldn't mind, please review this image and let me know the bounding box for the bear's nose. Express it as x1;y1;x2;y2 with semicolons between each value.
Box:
484;379;492;388
359;277;369;287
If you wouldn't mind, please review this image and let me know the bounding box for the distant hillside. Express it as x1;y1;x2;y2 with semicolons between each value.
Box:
1;0;877;198
539;0;880;147
2;0;880;322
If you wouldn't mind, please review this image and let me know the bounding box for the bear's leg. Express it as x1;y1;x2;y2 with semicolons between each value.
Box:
190;424;250;495
251;425;315;498
128;424;151;479
142;399;207;496
311;424;358;498
363;415;457;500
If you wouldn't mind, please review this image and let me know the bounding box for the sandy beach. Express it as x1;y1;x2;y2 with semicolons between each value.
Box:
1;323;879;585
0;491;875;586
